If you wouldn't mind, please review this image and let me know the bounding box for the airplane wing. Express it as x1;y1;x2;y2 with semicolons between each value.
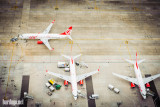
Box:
40;20;55;50
47;71;71;82
43;20;55;34
112;72;138;85
143;74;160;84
40;38;53;51
76;70;98;82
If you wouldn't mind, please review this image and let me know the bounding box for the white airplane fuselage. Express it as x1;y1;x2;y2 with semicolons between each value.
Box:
19;34;69;40
134;64;146;99
69;57;78;100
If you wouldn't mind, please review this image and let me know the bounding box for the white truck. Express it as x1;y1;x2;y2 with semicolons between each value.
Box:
49;86;55;92
108;84;114;90
108;84;120;94
89;94;99;99
64;67;70;72
57;62;69;68
57;62;66;68
45;83;51;88
113;88;120;94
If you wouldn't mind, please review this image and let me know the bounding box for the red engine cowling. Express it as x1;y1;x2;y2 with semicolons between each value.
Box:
146;83;150;87
131;82;135;88
37;41;43;44
64;80;68;86
79;80;83;86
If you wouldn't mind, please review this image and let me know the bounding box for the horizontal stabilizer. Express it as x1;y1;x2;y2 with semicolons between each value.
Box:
73;54;81;60
125;59;135;64
137;59;145;64
62;55;70;59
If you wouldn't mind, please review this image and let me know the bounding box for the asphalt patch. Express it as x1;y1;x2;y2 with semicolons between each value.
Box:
19;75;30;107
85;76;96;107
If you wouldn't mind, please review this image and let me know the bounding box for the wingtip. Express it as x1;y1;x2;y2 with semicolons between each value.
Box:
50;48;54;51
69;26;72;30
52;20;55;23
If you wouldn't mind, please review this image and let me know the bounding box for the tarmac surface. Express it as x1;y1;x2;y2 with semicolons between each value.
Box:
20;75;30;107
0;0;160;107
85;76;96;107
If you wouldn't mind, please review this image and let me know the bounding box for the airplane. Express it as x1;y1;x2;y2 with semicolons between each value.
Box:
19;20;72;51
112;52;160;99
46;54;99;100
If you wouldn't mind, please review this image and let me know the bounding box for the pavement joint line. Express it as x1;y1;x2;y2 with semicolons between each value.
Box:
4;42;15;99
1;38;160;40
0;60;160;63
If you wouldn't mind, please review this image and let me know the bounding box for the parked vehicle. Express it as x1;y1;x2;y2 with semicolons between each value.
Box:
49;86;55;92
64;67;70;72
45;83;51;88
89;94;99;99
114;88;120;94
108;84;114;90
10;37;18;42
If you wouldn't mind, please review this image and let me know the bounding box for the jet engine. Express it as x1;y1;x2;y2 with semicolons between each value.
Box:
37;41;43;44
79;80;83;86
131;82;135;88
64;80;68;86
145;83;150;88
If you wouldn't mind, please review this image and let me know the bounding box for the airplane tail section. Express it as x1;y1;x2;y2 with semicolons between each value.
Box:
60;26;72;35
125;52;145;69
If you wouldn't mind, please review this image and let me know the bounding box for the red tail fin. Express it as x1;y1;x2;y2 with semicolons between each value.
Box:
60;26;72;35
136;52;138;69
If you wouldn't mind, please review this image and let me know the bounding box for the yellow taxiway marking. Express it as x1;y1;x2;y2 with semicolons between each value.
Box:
94;0;98;10
55;0;58;10
4;42;15;99
126;42;132;59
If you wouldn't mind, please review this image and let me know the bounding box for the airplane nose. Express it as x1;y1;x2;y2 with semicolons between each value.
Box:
19;35;23;38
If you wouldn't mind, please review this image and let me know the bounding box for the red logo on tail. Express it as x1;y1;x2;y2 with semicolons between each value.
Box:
60;26;72;35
